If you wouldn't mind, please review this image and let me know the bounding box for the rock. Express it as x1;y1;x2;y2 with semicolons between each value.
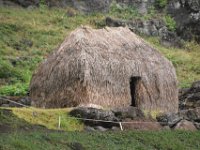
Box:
122;119;163;131
112;106;145;120
106;17;182;47
73;0;111;13
194;122;200;130
111;126;120;131
156;113;183;127
84;126;95;132
69;107;119;128
20;39;33;48
106;17;165;37
9;102;23;107
94;126;107;132
0;96;31;108
1;104;10;107
0;98;8;106
69;142;85;150
19;97;31;106
174;120;197;131
191;81;200;93
159;26;182;48
185;108;200;122
115;0;155;14
66;8;77;17
13;0;40;7
179;81;200;109
167;0;200;42
105;17;126;27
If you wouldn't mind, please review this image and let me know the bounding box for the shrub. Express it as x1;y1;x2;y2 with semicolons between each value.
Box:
164;15;176;31
155;0;168;8
109;2;139;19
0;83;29;96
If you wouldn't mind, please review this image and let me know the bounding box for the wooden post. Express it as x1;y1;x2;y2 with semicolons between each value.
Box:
119;122;123;131
58;116;61;129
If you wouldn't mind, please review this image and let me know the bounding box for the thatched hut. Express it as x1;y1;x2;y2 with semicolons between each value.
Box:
29;26;178;113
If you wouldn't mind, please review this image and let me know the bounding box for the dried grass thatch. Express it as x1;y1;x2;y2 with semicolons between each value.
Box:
29;26;178;113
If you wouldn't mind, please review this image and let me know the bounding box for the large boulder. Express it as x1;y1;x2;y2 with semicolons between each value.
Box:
156;113;183;127
69;107;119;128
112;106;145;120
174;120;197;131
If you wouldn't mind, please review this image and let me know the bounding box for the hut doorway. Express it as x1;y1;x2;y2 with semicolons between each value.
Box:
130;77;141;107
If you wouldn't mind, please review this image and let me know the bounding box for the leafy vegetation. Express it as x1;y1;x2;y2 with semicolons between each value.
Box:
155;0;168;8
164;15;177;31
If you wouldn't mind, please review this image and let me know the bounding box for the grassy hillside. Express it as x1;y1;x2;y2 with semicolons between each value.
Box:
0;6;200;150
1;130;200;150
0;6;200;96
1;106;200;150
0;107;83;131
0;108;200;150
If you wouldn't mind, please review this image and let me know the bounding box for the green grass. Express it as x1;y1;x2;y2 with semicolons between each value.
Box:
0;7;104;96
1;108;200;150
0;130;200;150
0;6;200;96
0;107;83;131
146;37;200;87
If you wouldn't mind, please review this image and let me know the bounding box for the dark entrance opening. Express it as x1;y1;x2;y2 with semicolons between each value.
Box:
130;77;141;107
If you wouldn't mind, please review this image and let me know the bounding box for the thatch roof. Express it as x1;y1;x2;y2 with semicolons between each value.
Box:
29;26;178;113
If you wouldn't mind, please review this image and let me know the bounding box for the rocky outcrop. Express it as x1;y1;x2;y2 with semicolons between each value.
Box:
115;0;155;14
69;106;164;131
106;17;165;36
73;0;111;13
179;108;200;122
0;96;31;107
179;80;200;109
156;109;200;130
71;106;200;131
69;106;145;128
167;0;200;42
156;113;183;128
106;17;182;47
0;0;40;7
0;0;112;13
